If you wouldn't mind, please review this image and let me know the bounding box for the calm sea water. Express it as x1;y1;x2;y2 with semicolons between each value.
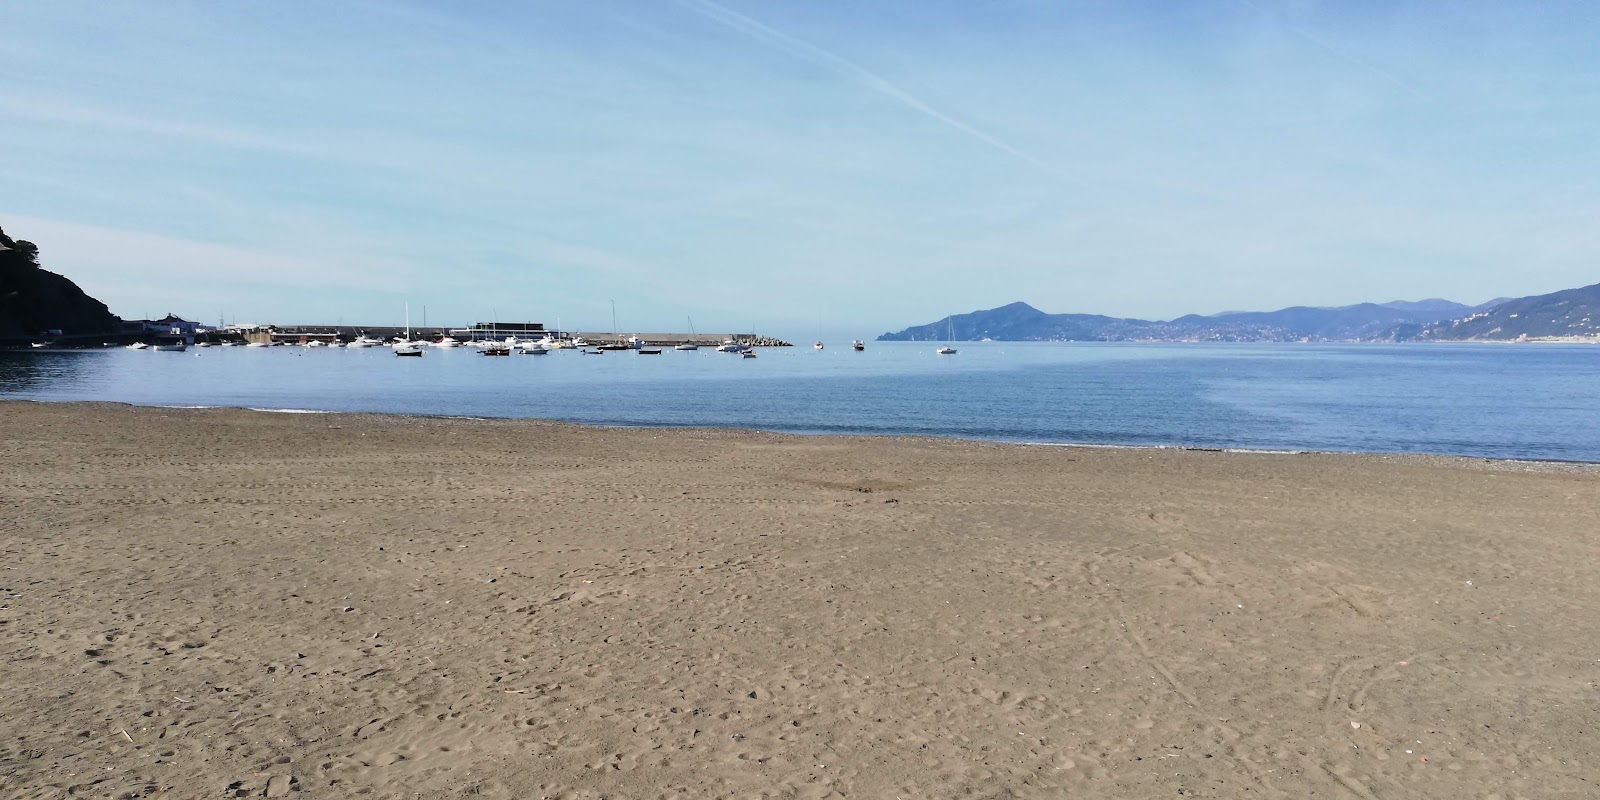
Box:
3;342;1598;462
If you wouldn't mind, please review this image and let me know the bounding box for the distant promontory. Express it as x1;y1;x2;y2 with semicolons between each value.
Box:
880;282;1600;343
0;223;120;343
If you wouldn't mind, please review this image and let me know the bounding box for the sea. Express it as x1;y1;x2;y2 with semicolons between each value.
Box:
3;342;1598;462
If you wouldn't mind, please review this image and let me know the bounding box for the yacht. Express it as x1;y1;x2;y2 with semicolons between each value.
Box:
393;303;423;355
433;336;460;348
716;339;742;353
676;318;701;350
124;342;149;350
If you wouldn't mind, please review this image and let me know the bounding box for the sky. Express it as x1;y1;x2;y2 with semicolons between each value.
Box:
3;0;1598;339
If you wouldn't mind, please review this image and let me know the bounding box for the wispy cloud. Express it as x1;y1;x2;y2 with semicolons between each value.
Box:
676;0;1068;178
1;213;425;295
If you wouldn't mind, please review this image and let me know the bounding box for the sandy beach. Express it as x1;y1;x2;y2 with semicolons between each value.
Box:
2;401;1597;799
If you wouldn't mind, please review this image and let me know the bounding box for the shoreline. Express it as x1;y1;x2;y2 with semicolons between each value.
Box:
5;401;1599;798
10;397;1600;470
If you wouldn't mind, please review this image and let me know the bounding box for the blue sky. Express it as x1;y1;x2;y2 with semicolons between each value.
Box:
3;1;1597;338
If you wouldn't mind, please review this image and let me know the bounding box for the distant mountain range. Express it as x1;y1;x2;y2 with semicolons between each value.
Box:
879;282;1600;343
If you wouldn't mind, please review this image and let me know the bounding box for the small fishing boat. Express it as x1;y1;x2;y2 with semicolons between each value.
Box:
852;340;865;351
742;350;757;358
814;341;824;350
716;339;742;353
481;345;512;356
153;343;188;352
519;345;549;355
581;348;604;355
394;345;423;357
637;348;662;355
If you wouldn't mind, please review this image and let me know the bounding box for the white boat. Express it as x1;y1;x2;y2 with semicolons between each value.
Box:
432;336;460;348
716;338;742;353
125;342;148;350
195;341;213;348
220;341;239;347
571;336;591;347
154;343;187;352
518;344;549;355
245;341;270;348
937;316;958;355
675;317;700;350
394;303;423;356
303;340;326;348
814;341;824;350
626;334;642;350
29;342;47;348
852;340;864;351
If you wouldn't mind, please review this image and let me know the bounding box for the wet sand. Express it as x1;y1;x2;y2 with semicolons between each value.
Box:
2;401;1597;799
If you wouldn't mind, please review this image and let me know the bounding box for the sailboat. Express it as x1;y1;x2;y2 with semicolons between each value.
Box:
936;316;958;355
675;316;700;350
394;303;423;356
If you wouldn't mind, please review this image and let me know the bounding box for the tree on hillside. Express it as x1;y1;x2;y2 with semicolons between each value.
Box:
12;240;39;266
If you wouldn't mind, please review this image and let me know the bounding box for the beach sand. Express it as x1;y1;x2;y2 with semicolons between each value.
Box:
2;401;1597;799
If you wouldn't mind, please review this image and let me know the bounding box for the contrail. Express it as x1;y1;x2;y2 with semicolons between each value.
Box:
1235;0;1423;98
677;0;1067;177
